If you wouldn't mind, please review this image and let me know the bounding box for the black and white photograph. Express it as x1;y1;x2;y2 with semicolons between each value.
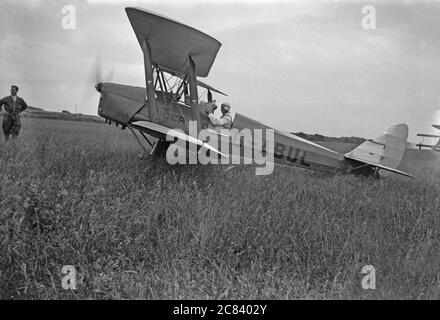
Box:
0;0;439;304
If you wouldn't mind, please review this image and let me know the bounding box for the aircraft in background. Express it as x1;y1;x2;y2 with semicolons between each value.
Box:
416;125;440;152
94;7;414;178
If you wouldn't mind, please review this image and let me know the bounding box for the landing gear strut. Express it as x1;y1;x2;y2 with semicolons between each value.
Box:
149;139;169;158
349;164;381;179
128;125;169;158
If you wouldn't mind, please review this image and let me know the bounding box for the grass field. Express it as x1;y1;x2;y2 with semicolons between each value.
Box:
1;117;439;299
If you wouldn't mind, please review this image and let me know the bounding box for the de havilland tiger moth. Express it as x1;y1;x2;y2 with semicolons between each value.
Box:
416;125;440;152
94;7;414;179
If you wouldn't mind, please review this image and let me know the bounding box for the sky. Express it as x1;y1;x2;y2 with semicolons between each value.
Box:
1;0;440;142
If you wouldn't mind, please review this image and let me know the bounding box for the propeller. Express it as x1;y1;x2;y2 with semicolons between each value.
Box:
76;54;115;114
82;54;115;99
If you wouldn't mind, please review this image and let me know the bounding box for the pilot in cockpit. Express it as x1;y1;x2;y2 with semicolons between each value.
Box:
207;102;233;129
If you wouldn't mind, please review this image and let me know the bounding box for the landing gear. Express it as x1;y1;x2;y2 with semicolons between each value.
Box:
372;167;381;179
128;125;169;158
149;139;169;158
349;163;381;179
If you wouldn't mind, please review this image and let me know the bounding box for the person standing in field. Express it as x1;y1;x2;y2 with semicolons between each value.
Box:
0;85;29;141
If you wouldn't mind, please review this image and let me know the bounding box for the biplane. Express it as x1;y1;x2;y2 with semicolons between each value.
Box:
95;7;414;178
416;125;440;152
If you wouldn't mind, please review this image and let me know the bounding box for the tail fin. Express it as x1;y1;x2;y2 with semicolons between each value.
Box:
344;124;414;178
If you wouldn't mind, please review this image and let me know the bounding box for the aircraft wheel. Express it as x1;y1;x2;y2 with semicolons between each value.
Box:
150;139;170;158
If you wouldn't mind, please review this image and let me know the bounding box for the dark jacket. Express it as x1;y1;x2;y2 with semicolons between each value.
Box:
0;96;28;114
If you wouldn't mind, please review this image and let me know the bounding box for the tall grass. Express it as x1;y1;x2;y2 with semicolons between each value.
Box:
0;118;439;299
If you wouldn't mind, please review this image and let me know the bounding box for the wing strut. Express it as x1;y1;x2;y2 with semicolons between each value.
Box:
142;39;159;123
187;55;201;135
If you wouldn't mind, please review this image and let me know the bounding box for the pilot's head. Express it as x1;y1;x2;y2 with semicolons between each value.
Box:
221;102;231;114
11;85;18;96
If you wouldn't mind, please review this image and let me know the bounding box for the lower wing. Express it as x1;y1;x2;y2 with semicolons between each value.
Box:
131;121;228;159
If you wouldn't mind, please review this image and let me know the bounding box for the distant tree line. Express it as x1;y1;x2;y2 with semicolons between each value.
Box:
21;106;103;123
294;132;366;144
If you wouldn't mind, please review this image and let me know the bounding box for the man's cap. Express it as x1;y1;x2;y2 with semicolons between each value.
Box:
221;102;231;111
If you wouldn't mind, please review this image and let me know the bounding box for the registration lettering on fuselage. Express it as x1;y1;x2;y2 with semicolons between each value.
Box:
274;143;310;167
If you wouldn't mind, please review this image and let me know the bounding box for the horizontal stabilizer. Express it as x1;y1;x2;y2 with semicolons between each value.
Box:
131;121;228;159
345;123;413;178
345;154;414;178
366;139;387;147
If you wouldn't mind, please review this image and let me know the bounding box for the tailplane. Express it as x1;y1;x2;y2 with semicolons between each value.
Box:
344;124;414;178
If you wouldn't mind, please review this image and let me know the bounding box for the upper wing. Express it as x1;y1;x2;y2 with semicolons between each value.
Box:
131;121;228;159
126;7;221;78
417;133;440;138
